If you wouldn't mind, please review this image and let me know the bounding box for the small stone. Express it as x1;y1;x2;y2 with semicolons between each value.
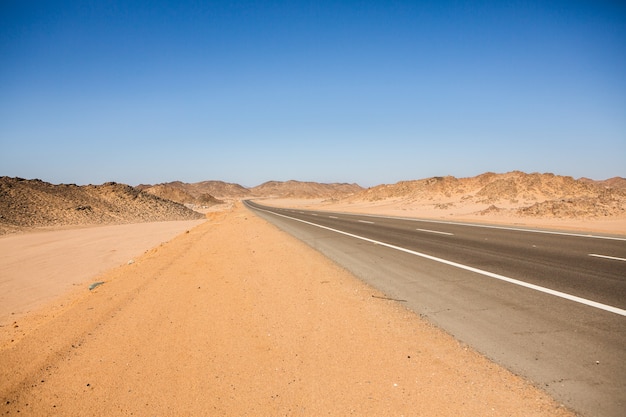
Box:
88;282;105;291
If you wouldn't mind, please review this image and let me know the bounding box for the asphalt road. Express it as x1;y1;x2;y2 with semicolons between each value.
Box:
244;200;626;417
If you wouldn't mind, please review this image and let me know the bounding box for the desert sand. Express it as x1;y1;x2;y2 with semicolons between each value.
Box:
0;219;206;325
0;203;574;416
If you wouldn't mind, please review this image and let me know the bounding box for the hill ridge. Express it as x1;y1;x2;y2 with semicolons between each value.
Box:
349;171;626;219
2;172;625;234
0;177;204;235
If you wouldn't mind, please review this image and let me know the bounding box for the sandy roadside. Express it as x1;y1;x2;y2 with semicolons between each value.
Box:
0;203;574;416
0;219;206;326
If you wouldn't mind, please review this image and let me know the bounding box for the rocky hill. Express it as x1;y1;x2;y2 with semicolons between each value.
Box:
250;180;363;199
579;176;626;190
138;179;363;200
138;182;225;207
138;180;250;200
0;177;205;235
349;171;626;219
3;172;623;235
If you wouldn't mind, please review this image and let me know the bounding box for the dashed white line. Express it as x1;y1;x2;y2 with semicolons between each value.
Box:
342;213;626;241
589;254;626;262
358;220;374;224
416;228;454;236
329;216;338;219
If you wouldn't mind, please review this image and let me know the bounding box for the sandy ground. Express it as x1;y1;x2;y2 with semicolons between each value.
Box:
0;219;206;326
0;203;575;416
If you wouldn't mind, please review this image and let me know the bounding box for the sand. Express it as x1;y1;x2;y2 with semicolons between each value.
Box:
0;203;574;416
0;219;206;325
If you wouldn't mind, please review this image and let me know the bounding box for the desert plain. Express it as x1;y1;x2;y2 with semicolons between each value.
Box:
1;172;625;415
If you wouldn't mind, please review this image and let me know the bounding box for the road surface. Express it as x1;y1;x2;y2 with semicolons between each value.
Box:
245;200;626;417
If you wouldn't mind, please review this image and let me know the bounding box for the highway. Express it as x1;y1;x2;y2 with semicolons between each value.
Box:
244;200;626;417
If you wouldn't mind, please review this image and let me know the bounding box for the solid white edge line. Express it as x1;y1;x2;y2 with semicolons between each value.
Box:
251;203;626;317
589;254;626;262
416;228;454;236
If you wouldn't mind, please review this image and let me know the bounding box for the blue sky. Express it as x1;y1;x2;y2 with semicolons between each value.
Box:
1;1;624;187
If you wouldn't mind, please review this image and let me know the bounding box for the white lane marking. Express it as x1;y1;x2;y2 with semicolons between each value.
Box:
358;220;374;224
247;202;625;241
329;216;338;219
254;206;626;317
329;213;626;242
416;228;454;236
589;254;626;262
311;213;318;216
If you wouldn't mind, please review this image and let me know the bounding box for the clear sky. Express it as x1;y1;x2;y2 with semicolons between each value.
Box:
1;1;624;187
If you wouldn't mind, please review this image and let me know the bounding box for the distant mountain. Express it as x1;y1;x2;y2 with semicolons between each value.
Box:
250;180;364;199
0;177;204;235
579;176;626;190
138;182;226;207
4;172;623;236
139;183;199;205
138;180;250;200
138;180;363;200
180;180;251;199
